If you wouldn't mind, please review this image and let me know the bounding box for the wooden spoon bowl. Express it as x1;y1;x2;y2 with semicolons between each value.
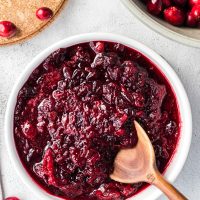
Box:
110;121;188;200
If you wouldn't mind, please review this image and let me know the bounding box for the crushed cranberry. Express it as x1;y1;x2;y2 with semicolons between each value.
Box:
14;42;180;200
139;0;200;27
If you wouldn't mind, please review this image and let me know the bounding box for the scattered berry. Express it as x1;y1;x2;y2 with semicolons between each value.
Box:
36;7;53;20
0;21;17;38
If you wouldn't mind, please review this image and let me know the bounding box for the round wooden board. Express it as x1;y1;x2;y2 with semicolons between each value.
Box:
0;0;67;46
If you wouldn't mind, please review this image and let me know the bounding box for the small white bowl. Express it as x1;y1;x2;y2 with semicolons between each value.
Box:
5;33;192;200
121;0;200;48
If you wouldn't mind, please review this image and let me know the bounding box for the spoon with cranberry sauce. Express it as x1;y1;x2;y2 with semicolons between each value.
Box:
110;121;188;200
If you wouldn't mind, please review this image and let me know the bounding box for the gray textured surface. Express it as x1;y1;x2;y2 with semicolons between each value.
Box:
0;0;200;199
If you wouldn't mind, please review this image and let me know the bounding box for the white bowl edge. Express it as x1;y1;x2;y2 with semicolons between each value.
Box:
5;33;192;200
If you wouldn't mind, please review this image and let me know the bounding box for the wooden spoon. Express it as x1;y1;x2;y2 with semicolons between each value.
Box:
110;121;188;200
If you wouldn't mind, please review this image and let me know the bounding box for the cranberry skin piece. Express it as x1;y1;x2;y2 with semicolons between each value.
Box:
189;0;200;8
0;21;17;38
164;7;185;26
186;12;197;27
191;5;200;22
36;7;53;20
173;0;187;7
147;0;163;15
5;197;20;200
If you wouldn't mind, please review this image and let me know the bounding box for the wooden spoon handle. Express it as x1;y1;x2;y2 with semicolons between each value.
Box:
149;170;188;200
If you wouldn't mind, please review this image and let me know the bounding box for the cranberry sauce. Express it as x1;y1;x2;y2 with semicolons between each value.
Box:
14;41;180;200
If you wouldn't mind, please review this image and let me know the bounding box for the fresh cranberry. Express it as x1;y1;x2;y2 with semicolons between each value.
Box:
186;12;198;27
147;0;163;15
189;0;200;8
173;0;187;7
191;5;200;22
164;6;185;26
36;7;53;20
0;21;17;38
5;197;20;200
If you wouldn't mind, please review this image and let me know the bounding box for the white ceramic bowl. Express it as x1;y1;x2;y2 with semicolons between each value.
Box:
121;0;200;48
5;33;192;200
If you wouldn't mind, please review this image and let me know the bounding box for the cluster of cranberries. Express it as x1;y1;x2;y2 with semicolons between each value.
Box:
14;41;179;199
0;7;52;38
143;0;200;27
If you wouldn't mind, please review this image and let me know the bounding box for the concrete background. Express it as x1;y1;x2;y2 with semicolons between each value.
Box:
0;0;199;199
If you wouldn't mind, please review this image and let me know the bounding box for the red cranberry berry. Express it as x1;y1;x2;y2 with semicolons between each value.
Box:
36;7;53;20
172;0;187;7
189;0;200;8
191;5;200;22
186;12;198;27
147;0;163;15
164;6;185;26
5;197;20;200
0;21;17;38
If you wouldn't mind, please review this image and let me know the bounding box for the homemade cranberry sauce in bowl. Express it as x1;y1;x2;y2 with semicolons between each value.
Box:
5;33;192;200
